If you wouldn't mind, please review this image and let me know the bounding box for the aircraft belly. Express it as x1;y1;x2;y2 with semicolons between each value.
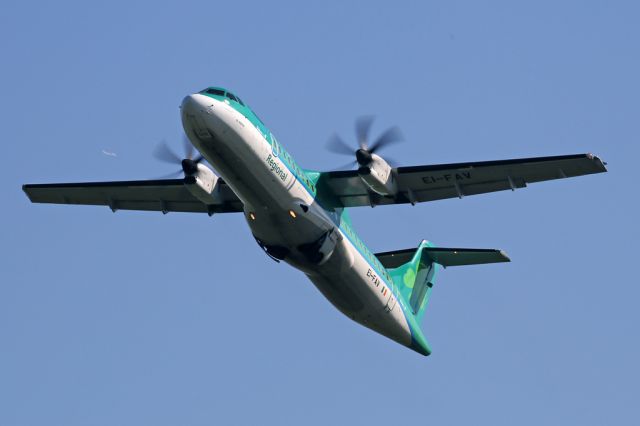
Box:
307;231;412;348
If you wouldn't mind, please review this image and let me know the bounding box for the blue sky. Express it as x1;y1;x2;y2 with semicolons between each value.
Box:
1;1;638;424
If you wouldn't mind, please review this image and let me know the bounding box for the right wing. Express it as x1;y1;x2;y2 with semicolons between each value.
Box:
23;178;244;215
320;153;607;207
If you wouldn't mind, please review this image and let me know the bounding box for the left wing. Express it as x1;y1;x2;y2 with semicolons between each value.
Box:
319;153;607;207
23;178;244;215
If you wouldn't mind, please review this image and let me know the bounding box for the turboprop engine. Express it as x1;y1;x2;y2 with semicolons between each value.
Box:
326;116;402;197
183;161;221;206
357;152;397;196
153;137;223;213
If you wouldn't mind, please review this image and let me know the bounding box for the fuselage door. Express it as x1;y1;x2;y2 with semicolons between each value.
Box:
385;289;397;313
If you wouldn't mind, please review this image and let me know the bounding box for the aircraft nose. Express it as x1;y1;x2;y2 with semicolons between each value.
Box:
181;94;215;141
181;94;207;116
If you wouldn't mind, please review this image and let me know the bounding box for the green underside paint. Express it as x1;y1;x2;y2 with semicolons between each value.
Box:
387;241;440;323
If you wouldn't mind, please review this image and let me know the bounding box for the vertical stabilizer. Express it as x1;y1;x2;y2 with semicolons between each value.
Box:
384;240;440;322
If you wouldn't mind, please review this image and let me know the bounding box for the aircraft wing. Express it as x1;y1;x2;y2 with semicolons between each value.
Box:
22;178;244;215
320;153;607;207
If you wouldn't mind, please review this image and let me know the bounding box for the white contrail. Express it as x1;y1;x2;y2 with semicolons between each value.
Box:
102;149;117;157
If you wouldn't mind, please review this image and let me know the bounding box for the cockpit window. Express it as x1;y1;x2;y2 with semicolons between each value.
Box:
205;88;225;96
201;88;245;106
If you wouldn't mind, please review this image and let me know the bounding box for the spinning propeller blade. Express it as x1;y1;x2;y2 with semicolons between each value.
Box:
153;134;204;177
326;116;403;168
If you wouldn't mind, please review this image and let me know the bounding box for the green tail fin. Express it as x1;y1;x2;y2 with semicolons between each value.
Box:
377;240;440;322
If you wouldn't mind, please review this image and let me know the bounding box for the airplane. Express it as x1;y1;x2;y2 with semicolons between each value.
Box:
22;86;608;356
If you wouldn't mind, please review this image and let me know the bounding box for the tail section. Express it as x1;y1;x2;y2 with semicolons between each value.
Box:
378;241;440;322
375;241;510;355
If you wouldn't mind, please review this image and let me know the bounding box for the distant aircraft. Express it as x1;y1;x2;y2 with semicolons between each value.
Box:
23;87;607;355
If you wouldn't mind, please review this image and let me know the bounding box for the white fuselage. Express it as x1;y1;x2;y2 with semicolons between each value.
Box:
181;94;414;350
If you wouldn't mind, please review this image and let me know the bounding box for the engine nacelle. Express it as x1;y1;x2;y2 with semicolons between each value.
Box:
184;163;222;210
358;154;398;196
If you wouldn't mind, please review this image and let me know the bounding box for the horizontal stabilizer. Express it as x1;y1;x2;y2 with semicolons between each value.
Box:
422;248;510;267
376;247;510;268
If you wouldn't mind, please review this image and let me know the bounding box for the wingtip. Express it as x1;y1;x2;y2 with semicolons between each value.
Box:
586;153;608;172
22;184;35;202
499;250;511;262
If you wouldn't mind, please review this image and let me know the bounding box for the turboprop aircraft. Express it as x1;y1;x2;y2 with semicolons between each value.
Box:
22;87;608;356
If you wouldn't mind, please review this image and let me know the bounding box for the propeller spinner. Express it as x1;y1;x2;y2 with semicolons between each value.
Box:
327;116;403;168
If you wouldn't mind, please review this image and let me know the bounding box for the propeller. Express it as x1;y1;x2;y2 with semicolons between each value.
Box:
153;134;204;177
327;116;403;168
